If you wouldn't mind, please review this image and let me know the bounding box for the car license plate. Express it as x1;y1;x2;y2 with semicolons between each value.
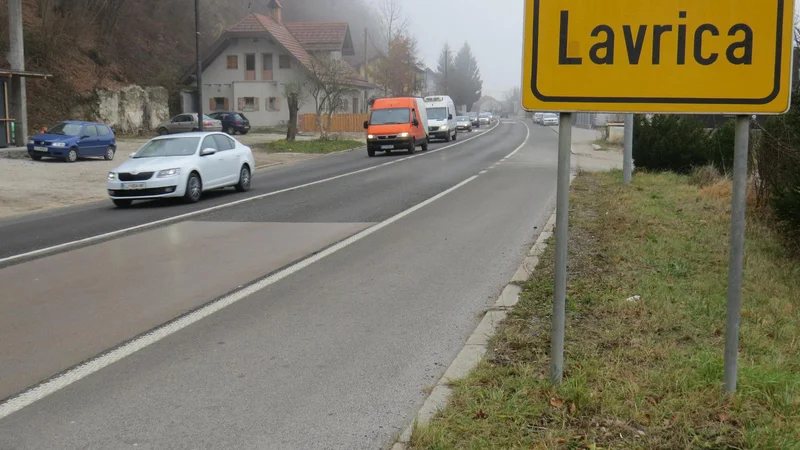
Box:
33;146;48;152
381;145;393;150
121;183;146;190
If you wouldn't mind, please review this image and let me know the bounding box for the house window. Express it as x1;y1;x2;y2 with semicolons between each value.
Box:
238;97;258;112
227;55;238;69
268;97;280;111
262;53;273;80
279;55;291;69
352;97;359;114
212;97;226;111
245;54;256;81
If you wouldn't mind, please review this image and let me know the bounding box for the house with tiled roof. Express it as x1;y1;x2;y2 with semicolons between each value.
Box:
181;0;374;128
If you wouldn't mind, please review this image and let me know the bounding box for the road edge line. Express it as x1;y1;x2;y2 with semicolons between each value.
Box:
391;175;575;449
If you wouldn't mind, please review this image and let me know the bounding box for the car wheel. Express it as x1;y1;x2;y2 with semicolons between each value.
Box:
157;127;169;135
444;131;451;142
30;154;42;161
407;138;415;155
235;165;251;192
191;128;200;132
112;199;133;208
225;126;234;135
421;138;429;152
453;130;457;141
184;172;202;204
65;148;78;163
367;147;376;157
239;129;249;135
104;146;115;161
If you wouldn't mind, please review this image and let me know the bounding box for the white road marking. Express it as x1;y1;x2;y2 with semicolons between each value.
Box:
0;117;533;420
0;123;502;267
479;170;487;174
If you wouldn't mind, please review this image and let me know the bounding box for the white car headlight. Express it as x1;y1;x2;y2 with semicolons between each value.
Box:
157;168;181;178
108;172;116;180
398;132;410;138
367;134;375;139
52;142;67;148
27;139;34;145
441;126;448;131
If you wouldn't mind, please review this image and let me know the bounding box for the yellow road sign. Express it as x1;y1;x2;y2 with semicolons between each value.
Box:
522;0;794;114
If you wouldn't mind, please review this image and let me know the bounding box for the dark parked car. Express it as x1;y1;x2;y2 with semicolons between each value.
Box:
27;121;116;162
208;111;251;135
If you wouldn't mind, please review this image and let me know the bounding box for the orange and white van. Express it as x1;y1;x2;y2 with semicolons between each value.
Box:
363;97;429;157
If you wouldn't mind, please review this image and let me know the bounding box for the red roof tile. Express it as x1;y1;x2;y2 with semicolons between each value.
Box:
226;14;312;71
216;14;372;89
285;23;349;52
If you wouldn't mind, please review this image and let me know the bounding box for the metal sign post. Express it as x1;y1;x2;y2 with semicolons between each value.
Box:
623;114;633;185
550;112;572;384
521;0;793;388
723;115;751;393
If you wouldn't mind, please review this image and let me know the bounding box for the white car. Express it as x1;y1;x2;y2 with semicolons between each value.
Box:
107;132;255;208
542;113;560;126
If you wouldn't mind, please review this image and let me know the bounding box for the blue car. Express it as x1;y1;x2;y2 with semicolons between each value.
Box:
27;121;117;162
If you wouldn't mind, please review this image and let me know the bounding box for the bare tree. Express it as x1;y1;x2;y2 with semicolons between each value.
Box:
307;55;353;139
283;80;307;141
378;0;409;44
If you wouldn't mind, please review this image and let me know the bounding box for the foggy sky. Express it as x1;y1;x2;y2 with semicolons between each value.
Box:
369;0;525;100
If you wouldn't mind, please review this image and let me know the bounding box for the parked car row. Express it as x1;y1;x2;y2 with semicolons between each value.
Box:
26;111;253;163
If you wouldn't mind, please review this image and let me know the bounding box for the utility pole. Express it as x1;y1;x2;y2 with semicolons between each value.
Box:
363;28;368;82
444;50;449;95
8;0;27;144
195;0;204;131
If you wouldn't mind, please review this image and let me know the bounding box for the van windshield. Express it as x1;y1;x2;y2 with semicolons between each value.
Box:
370;108;410;125
426;107;448;120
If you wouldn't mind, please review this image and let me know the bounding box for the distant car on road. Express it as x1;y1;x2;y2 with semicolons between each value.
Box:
479;113;491;125
468;112;480;127
541;113;559;126
501;112;509;119
208;111;251;135
456;116;473;132
106;132;255;208
27;121;117;162
533;112;544;124
156;113;222;135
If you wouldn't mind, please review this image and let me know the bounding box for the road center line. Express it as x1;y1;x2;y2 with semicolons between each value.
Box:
0;122;505;267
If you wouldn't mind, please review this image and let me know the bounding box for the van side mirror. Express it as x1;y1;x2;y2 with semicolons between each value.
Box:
363;120;369;129
412;119;419;127
448;114;453;120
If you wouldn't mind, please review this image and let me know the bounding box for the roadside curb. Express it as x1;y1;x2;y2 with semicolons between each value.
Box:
391;210;558;449
0;148;28;159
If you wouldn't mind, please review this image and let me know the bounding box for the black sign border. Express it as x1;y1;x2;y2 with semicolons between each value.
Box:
530;0;786;105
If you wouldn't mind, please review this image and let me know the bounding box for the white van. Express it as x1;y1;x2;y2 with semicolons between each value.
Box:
424;95;458;142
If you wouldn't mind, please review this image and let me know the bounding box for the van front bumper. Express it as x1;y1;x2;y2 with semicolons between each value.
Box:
367;136;412;150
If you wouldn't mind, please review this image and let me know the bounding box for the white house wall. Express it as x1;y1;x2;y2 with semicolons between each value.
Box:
201;37;310;127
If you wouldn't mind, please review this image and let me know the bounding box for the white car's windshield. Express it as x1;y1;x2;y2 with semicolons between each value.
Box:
133;137;200;158
426;107;448;120
457;116;469;121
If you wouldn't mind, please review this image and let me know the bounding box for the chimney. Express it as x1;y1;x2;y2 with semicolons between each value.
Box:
268;0;282;24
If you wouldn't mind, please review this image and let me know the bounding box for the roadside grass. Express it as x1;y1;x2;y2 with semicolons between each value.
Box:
411;171;800;449
256;139;364;154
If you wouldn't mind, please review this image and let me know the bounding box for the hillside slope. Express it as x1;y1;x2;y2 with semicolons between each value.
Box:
0;0;383;132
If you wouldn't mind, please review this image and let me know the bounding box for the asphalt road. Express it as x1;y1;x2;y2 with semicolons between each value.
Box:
0;120;560;449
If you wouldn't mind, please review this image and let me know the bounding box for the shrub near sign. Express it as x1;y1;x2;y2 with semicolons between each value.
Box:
522;0;794;114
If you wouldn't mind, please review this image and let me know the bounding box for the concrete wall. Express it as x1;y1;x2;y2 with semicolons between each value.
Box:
71;85;170;134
